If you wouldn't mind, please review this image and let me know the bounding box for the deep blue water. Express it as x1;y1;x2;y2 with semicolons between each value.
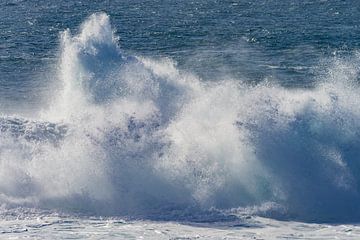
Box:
2;0;360;223
1;0;360;111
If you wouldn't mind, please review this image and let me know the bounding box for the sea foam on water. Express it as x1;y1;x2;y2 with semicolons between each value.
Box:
1;13;360;222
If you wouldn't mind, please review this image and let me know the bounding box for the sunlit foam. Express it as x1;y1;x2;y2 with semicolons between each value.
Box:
1;13;360;222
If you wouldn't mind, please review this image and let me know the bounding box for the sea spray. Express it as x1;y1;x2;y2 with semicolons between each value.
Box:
1;13;360;222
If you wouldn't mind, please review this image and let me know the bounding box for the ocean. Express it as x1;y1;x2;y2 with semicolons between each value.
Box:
2;0;360;239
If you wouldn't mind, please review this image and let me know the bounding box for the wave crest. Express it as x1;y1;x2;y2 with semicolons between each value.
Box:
2;12;360;222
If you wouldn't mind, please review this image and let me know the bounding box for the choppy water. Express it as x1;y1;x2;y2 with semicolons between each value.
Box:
2;0;360;239
1;211;360;240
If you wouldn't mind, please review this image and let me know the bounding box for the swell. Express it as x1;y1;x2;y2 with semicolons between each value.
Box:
1;12;360;222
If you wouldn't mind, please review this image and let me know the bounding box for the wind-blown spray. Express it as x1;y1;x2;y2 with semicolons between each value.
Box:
1;13;360;222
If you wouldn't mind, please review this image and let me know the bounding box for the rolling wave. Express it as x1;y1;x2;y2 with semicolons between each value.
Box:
1;12;360;222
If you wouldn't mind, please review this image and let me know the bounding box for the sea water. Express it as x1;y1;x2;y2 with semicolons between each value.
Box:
2;1;360;239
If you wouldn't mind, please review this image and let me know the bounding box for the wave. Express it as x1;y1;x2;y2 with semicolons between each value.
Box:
1;12;360;222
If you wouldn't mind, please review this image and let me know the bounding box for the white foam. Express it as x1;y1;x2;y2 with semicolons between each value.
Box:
1;13;360;222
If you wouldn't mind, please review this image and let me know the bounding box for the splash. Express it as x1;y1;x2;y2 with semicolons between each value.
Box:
1;12;360;222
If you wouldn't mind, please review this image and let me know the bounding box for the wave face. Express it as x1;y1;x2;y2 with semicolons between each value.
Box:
2;13;360;222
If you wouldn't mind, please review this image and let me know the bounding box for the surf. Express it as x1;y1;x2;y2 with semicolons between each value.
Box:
1;12;360;223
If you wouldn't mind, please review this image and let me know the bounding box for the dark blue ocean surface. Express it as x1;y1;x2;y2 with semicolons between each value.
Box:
2;0;360;224
1;0;360;111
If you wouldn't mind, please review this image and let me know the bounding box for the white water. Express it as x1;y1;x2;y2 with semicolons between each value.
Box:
1;212;360;240
1;13;360;231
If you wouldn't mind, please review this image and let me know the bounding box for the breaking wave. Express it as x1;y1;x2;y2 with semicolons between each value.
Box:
2;13;360;222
